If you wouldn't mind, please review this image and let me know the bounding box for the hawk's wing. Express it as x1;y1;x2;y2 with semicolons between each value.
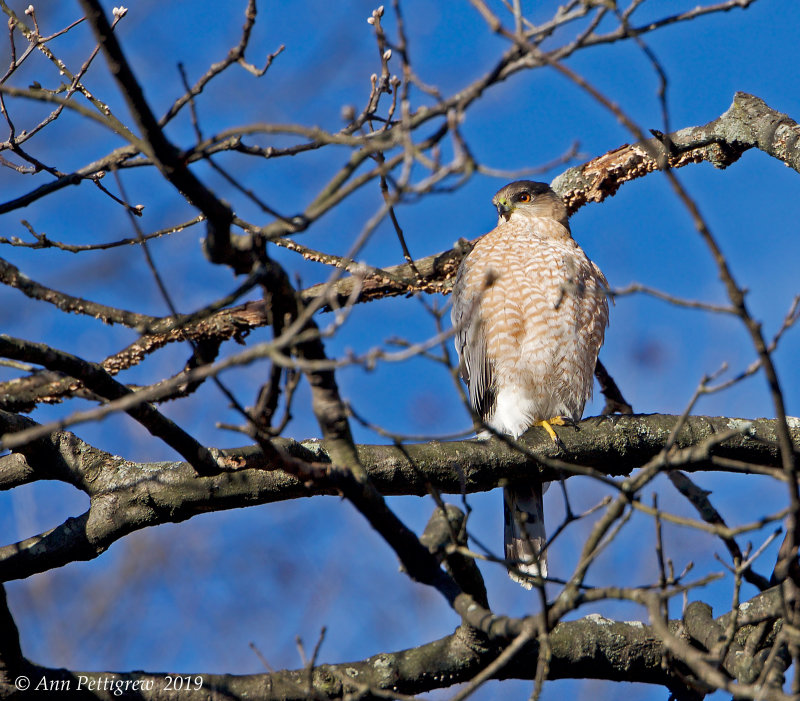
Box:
588;259;611;349
451;258;496;421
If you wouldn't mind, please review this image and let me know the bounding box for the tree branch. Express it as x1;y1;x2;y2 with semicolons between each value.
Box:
1;584;788;700
2;92;793;410
302;92;799;308
77;0;238;270
0;336;226;475
1;412;795;582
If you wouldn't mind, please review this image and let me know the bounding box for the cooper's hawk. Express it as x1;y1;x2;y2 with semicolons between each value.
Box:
451;180;608;588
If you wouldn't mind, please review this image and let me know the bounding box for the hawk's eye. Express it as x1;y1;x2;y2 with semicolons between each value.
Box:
517;192;531;203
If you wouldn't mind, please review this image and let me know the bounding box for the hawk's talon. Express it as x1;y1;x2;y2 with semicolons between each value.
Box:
551;415;579;432
534;418;566;449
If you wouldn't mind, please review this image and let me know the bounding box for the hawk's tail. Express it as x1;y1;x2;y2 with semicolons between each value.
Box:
503;483;547;588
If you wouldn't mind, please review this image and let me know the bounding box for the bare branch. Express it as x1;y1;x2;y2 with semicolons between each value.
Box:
1;412;795;581
78;0;237;270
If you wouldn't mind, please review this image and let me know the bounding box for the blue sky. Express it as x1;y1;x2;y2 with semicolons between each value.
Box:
2;1;799;699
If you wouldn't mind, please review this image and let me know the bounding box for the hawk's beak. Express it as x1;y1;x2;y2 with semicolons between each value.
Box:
495;198;512;220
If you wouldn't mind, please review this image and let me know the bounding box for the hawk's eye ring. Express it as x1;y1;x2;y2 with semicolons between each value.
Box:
517;192;531;203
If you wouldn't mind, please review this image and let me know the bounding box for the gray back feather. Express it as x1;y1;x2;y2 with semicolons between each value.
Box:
451;262;495;421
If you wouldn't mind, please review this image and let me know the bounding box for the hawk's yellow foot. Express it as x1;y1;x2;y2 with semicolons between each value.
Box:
533;417;571;448
548;416;579;429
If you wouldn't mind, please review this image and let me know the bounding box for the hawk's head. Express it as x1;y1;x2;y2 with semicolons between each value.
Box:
492;180;569;230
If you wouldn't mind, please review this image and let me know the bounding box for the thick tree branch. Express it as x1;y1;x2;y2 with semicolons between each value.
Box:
1;412;796;582
0;584;787;700
0;585;24;689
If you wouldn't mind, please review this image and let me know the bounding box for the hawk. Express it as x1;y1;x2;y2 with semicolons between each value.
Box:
451;180;609;588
